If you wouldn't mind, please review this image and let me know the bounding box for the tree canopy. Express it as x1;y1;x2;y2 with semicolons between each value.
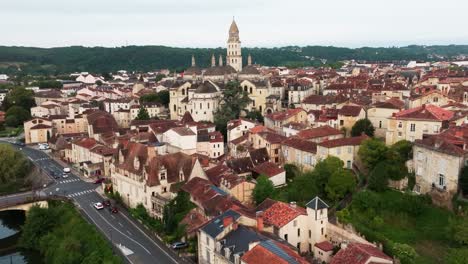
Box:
5;106;31;127
2;86;35;111
140;90;170;107
245;110;264;123
0;143;31;185
135;106;150;120
351;118;375;137
253;175;275;205
358;138;389;171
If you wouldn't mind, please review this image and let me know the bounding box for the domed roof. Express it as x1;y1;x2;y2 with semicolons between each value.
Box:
194;81;219;94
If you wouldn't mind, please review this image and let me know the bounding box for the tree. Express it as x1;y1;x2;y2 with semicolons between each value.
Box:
2;86;35;111
95;80;103;86
390;140;413;161
214;81;251;138
284;163;300;180
391;243;418;264
155;73;166;82
351;118;375;137
253;175;275;205
287;172;319;205
325;169;356;202
5;106;31;127
245;110;264;123
358;138;389;171
0;143;31;185
368;162;390;192
135;107;150;120
445;248;468;264
140;90;170;107
452;216;468;246
311;156;344;191
459;166;468;195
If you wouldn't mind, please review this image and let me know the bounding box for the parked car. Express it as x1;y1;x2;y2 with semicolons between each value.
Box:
94;178;105;184
102;200;111;207
93;202;104;210
109;207;118;214
38;143;49;150
63;167;71;173
171;242;188;250
51;172;60;179
62;173;69;178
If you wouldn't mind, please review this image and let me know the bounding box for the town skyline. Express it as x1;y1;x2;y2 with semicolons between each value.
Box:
2;0;468;48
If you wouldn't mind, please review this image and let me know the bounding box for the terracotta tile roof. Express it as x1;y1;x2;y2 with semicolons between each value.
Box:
318;134;369;148
338;105;363;117
315;241;334;252
302;94;348;105
116;142;148;175
256;199;306;228
226;157;254;174
171;126;196;136
252;162;285;178
73;137;97;149
86;110;119;134
180;208;208;236
372;98;405;109
297;125;342;140
282;137;317;153
249;148;270;165
230;133;249;145
258;132;287;144
265;108;306;121
242;240;309;264
393;104;454;121
146;152;196;187
30;124;52;130
330;243;392;264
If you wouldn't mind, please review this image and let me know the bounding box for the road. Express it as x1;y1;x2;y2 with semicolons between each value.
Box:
1;140;187;264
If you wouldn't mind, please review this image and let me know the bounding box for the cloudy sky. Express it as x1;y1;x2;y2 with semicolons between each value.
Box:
2;0;468;48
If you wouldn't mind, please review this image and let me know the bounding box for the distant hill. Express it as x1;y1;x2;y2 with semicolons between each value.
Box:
0;45;467;75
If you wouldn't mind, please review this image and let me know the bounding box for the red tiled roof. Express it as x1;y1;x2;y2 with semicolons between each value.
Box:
330;243;392;264
30;124;52;130
252;162;284;177
265;108;305;121
297;125;342;140
372;98;405;109
73;137;97;149
393;104;454;121
338;105;363;117
258;132;287;144
318;134;369;148
242;241;309;264
282;137;317;153
257;199;306;228
315;241;334;252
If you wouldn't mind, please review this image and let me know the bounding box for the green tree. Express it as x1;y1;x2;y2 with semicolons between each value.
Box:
287;171;319;205
358;138;389;171
135;106;150;120
445;248;468;264
452;216;468;245
5;105;30;127
368;162;390;192
2;86;35;111
140;90;170;107
459;166;468;195
0;143;31;185
351;118;375;137
245;110;264;123
311;156;344;191
284;163;300;180
155;73;166;82
253;175;275;205
325;169;356;202
391;243;418;264
214;81;251;138
390;140;413;161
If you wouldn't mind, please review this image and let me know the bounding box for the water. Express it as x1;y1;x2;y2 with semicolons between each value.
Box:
0;211;42;264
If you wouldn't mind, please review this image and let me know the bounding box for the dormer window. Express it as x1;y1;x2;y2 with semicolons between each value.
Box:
133;157;140;170
160;172;166;180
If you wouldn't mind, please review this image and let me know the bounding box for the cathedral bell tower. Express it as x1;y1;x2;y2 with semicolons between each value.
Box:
226;18;242;72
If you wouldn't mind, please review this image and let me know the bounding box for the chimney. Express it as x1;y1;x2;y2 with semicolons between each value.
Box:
289;201;297;208
223;216;233;227
256;211;264;232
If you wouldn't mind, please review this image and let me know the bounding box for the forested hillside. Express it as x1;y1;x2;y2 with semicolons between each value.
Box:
0;45;467;75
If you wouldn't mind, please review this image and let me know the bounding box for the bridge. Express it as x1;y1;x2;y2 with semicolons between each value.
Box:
0;200;48;212
0;192;63;212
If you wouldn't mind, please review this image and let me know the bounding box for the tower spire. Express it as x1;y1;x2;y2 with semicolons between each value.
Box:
191;55;196;67
248;54;252;66
219;54;223;66
211;54;216;67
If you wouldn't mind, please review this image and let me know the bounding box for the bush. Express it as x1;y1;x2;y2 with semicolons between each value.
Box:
391;243;418;264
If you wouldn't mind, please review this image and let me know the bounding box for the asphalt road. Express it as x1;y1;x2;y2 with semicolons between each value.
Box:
1;140;187;264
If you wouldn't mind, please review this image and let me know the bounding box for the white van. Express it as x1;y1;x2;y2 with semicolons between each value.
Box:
63;167;71;173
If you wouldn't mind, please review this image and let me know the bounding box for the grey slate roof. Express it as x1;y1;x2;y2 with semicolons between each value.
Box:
306;196;329;210
221;226;265;262
201;210;241;238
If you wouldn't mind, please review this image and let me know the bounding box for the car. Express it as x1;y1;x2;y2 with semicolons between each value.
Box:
109;207;118;214
63;167;71;173
51;172;60;179
15;141;25;147
94;178;105;184
38;143;49;150
102;200;111;207
171;242;189;250
62;173;69;178
93;202;104;210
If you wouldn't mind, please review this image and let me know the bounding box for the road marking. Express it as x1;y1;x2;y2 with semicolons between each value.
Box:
127;230;132;236
119;209;179;263
88;203;152;255
79;206;135;264
119;222;124;227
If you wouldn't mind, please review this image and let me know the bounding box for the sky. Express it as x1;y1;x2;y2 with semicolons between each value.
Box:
1;0;468;48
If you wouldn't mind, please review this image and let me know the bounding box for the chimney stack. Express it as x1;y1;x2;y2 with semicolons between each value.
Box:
256;211;264;232
223;216;233;227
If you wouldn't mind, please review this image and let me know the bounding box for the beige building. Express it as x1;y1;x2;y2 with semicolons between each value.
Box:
226;118;257;143
337;105;365;136
367;98;405;138
409;90;453;108
264;108;308;133
282;137;318;171
169;81;192;120
316;135;369;169
249;131;286;164
24;118;53;144
386;104;455;145
412;126;468;200
240;80;269;114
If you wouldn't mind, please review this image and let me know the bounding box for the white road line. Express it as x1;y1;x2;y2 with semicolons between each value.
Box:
119;209;179;263
118;222;124;227
127;230;132;236
88;203;152;255
79;206;135;264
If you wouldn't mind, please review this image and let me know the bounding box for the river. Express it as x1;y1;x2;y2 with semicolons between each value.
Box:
0;210;42;264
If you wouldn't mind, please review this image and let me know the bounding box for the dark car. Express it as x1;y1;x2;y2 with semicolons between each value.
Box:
110;207;118;214
171;242;188;250
51;172;60;179
102;200;111;207
94;178;105;184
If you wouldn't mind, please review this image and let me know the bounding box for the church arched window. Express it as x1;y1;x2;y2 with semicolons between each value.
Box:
249;87;253;94
173;104;176;112
182;89;185;95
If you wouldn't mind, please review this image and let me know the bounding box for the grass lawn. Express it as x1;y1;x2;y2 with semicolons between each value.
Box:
340;190;462;264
